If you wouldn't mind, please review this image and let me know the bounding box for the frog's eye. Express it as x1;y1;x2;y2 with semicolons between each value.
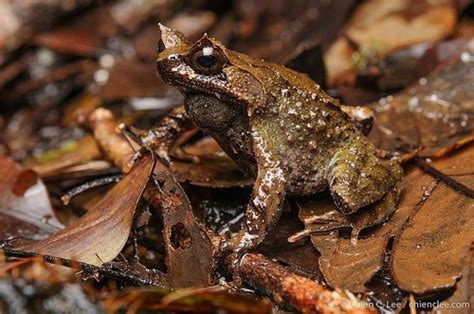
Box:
190;46;226;74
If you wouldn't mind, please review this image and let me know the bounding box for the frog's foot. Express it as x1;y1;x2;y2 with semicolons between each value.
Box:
288;210;350;243
216;230;261;286
328;141;403;214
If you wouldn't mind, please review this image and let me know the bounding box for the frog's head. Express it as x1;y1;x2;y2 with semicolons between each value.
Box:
156;24;266;112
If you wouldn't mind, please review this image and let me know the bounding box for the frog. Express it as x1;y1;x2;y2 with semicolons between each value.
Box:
142;24;403;263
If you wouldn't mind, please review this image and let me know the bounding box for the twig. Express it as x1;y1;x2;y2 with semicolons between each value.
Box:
1;247;161;287
239;253;376;313
414;157;474;198
61;174;123;205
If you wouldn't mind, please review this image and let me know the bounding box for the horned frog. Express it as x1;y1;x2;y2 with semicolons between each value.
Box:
142;24;402;261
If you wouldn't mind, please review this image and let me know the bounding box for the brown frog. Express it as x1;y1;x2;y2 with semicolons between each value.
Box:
143;25;402;258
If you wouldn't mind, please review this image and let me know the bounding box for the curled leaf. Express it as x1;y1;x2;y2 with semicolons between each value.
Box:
18;153;155;266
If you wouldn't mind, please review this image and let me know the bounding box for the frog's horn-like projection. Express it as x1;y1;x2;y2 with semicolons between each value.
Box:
158;23;191;52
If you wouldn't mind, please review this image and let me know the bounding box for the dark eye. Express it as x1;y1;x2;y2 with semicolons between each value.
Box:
190;47;226;74
197;55;217;68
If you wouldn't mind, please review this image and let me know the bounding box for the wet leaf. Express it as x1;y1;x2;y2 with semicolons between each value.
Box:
18;153;155;266
0;155;63;240
431;252;471;314
172;137;254;188
391;145;474;294
291;184;400;243
257;212;322;280
368;44;474;157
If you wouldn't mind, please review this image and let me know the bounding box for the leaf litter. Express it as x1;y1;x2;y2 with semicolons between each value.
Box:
1;1;474;313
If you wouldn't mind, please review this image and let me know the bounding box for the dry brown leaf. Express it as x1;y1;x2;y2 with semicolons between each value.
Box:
312;232;388;293
391;145;474;294
431;252;472;314
18;152;154;266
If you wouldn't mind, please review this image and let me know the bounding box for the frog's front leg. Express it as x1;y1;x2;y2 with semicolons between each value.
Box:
328;139;403;214
224;123;287;276
141;105;195;166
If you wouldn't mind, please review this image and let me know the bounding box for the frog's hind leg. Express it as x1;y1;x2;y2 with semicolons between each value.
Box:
327;141;403;214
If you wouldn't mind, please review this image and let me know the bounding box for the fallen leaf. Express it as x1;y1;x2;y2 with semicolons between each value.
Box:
431;251;471;314
25;135;102;178
298;158;438;292
391;145;474;294
257;212;323;281
312;232;388;293
18;152;154;266
232;0;355;64
172;137;254;188
0;155;63;240
33;6;116;57
325;0;458;86
150;170;215;288
368;44;474;157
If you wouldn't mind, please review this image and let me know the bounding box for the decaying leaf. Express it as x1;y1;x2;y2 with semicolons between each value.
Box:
17;152;155;266
148;171;215;288
391;145;474;294
0;155;63;240
431;252;472;314
368;43;474;157
257;212;322;280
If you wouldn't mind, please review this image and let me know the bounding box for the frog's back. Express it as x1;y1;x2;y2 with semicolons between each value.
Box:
225;47;361;195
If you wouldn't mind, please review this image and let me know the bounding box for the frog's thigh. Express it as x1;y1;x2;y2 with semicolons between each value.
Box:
328;144;402;214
